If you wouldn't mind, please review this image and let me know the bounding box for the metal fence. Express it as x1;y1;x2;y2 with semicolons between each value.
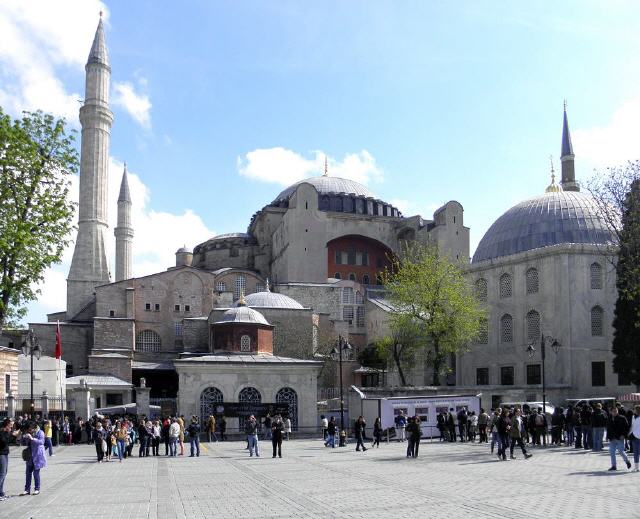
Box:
1;394;70;419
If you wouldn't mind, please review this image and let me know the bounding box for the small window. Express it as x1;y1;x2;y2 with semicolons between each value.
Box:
343;305;354;322
500;366;514;386
184;305;191;312
591;306;603;336
154;303;160;311
475;278;488;302
477;318;488;344
356;306;365;328
174;304;180;312
175;323;183;337
362;274;370;285
347;249;356;265
5;373;11;394
342;287;354;304
240;335;251;352
526;268;539;294
334;272;341;280
216;282;227;292
476;368;489;385
361;251;369;266
499;273;512;298
526;364;541;385
109;310;115;317
335;251;342;265
348;273;356;281
145;303;151;311
526;310;540;342
591;361;606;387
590;262;603;289
136;330;161;353
500;314;513;343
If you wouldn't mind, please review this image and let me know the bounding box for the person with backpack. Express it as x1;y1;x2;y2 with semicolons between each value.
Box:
509;409;532;460
533;408;546;446
20;421;47;495
324;417;337;448
354;416;367;452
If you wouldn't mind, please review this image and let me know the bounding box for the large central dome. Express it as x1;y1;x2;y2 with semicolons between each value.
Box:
472;190;614;263
273;176;376;204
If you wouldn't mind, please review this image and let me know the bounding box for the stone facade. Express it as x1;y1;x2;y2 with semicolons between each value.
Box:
0;347;19;396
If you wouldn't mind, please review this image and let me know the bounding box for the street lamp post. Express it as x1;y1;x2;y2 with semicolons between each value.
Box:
21;329;42;416
331;335;352;446
527;333;561;415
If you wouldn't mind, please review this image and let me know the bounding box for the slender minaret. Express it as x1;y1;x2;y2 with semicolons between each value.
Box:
560;101;579;192
67;14;114;318
115;164;133;281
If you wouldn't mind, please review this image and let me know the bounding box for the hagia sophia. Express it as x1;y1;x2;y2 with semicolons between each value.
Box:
24;17;629;429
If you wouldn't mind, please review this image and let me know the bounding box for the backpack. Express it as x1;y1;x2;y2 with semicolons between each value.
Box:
535;414;544;427
21;446;32;463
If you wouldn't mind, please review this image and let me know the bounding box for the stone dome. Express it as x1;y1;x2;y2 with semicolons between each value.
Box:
241;291;304;309
472;190;614;263
215;305;270;326
273;176;376;204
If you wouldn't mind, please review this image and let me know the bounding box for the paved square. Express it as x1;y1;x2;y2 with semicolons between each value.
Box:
1;438;637;518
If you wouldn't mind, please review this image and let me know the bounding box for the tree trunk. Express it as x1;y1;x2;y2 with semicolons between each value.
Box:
431;342;442;386
393;343;407;386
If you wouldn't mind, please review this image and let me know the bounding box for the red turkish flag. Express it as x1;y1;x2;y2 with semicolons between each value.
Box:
55;321;62;359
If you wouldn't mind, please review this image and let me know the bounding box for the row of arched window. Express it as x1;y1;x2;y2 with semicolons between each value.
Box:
476;306;605;345
475;262;604;302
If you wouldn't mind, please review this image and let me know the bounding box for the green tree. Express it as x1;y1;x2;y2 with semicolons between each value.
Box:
372;320;422;386
384;242;485;385
611;178;640;387
0;109;77;328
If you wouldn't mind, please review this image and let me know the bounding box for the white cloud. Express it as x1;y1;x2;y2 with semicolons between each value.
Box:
113;81;152;129
237;148;383;186
0;0;107;121
573;95;640;169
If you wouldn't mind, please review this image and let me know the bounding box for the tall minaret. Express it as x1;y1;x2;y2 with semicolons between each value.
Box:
115;164;133;281
560;101;579;192
67;14;113;318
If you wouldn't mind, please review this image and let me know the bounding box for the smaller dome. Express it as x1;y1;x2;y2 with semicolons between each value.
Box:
176;245;192;254
545;172;563;193
216;306;270;326
241;291;304;309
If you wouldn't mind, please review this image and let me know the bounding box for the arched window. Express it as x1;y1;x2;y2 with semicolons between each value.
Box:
216;281;226;292
500;314;513;343
199;387;223;423
135;330;161;352
475;278;488;302
348;273;356;281
276;387;298;431
477;318;488;344
238;387;261;403
240;334;251;352
234;276;246;300
526;268;539;294
362;274;370;285
499;273;512;298
591;306;604;336
526;310;541;342
334;272;341;279
590;262;603;289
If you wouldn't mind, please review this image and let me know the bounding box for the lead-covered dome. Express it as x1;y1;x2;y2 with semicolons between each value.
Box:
273;176;376;204
215;306;270;325
472;191;614;263
241;291;304;309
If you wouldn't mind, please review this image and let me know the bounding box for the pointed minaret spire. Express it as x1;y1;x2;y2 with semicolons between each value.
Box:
560;101;579;191
545;155;563;193
67;14;114;317
323;155;328;177
115;164;134;282
265;278;270;292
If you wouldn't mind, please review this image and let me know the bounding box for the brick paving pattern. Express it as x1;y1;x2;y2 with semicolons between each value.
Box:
1;439;638;518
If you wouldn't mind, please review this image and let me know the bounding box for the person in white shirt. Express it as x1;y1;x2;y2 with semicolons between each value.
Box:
630;405;640;472
168;418;180;457
320;415;328;440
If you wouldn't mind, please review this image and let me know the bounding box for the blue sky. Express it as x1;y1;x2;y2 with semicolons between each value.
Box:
1;1;639;324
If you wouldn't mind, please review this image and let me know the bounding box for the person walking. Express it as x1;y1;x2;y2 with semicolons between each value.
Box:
489;408;501;454
496;409;510;461
115;422;127;462
187;417;201;457
271;415;284;458
406;416;422;458
509;409;532;460
630;405;640;472
43;419;54;457
372;417;383;448
320;415;328;440
245;415;260;457
606;406;631;471
478;409;489;443
21;421;46;495
591;403;607;452
354;416;367;452
168;418;180;457
324;417;337;448
93;422;106;463
206;415;217;442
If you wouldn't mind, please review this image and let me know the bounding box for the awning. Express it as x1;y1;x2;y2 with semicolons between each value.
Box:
617;393;640;402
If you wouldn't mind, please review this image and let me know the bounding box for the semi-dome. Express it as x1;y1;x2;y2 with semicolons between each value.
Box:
215;305;270;326
273;176;376;204
241;290;304;310
472;190;614;263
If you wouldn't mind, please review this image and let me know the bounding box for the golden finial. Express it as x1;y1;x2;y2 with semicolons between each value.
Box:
323;155;328;177
238;288;246;306
545;155;563;193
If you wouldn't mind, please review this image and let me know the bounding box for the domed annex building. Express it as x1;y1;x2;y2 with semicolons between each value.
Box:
458;109;627;407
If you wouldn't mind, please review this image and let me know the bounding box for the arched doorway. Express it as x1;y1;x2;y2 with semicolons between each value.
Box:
238;386;262;431
276;387;298;431
199;387;223;423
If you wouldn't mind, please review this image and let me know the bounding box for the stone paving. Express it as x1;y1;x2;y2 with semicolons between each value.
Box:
1;438;638;518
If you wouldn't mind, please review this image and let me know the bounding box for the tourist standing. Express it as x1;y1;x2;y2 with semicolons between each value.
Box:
447;409;456;442
168;418;180;457
320;415;328;440
581;405;593;450
115;422;127;462
246;415;260;457
178;416;186;455
509;409;532;460
457;407;468;442
206;415;217;442
138;420;149;457
630;405;640;472
152;420;161;456
21;421;46;495
489;409;500;454
284;417;292;440
220;416;227;441
271;415;284;458
395;411;407;442
591;403;607;452
496;409;510;461
187;417;201;457
162;417;170;455
43;419;54;456
93;422;106;462
263;414;272;440
354;416;367;452
0;418;18;501
372;417;383;448
606;406;631;471
478;409;489;443
325;417;337;448
551;407;565;446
